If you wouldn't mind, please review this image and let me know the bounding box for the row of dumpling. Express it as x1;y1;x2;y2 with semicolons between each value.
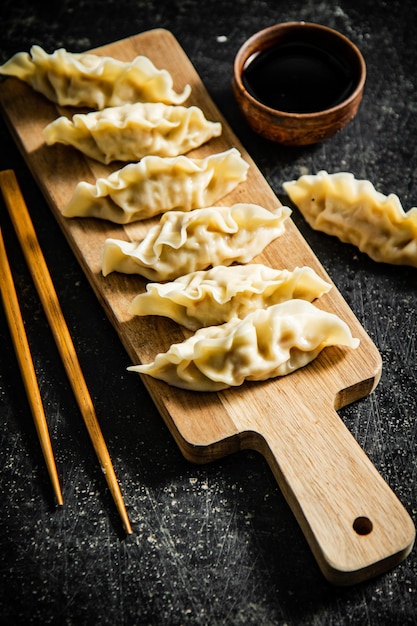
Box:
0;46;360;391
69;152;360;391
0;45;221;163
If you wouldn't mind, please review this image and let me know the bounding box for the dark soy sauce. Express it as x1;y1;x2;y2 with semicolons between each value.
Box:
242;41;356;113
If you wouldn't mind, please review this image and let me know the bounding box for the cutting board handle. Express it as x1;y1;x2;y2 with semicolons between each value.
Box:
257;390;415;585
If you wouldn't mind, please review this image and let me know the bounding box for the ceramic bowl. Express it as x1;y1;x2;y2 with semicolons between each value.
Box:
233;22;366;146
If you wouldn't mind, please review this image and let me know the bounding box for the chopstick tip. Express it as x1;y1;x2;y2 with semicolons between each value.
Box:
124;519;134;535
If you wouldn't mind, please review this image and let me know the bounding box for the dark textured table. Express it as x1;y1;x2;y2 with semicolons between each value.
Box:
0;1;416;624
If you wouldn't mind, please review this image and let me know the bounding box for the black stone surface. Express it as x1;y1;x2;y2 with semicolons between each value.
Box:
0;1;416;624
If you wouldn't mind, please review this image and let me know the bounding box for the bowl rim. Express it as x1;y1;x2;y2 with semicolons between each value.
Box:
233;21;367;119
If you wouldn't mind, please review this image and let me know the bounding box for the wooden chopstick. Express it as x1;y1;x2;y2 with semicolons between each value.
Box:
0;169;133;535
0;226;64;506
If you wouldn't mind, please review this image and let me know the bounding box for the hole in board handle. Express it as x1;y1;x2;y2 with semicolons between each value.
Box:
353;516;373;535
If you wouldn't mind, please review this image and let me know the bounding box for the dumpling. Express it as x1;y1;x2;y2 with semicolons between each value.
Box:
128;299;359;391
101;203;292;281
283;170;417;267
129;264;331;330
62;149;249;223
0;45;191;108
43;102;222;164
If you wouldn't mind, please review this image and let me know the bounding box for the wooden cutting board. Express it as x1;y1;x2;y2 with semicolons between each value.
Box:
0;29;414;585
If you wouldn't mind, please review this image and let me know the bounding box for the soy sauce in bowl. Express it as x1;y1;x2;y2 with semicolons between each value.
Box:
233;22;366;145
242;40;356;114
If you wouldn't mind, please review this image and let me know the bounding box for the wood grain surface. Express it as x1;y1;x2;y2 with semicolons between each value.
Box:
0;28;414;585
